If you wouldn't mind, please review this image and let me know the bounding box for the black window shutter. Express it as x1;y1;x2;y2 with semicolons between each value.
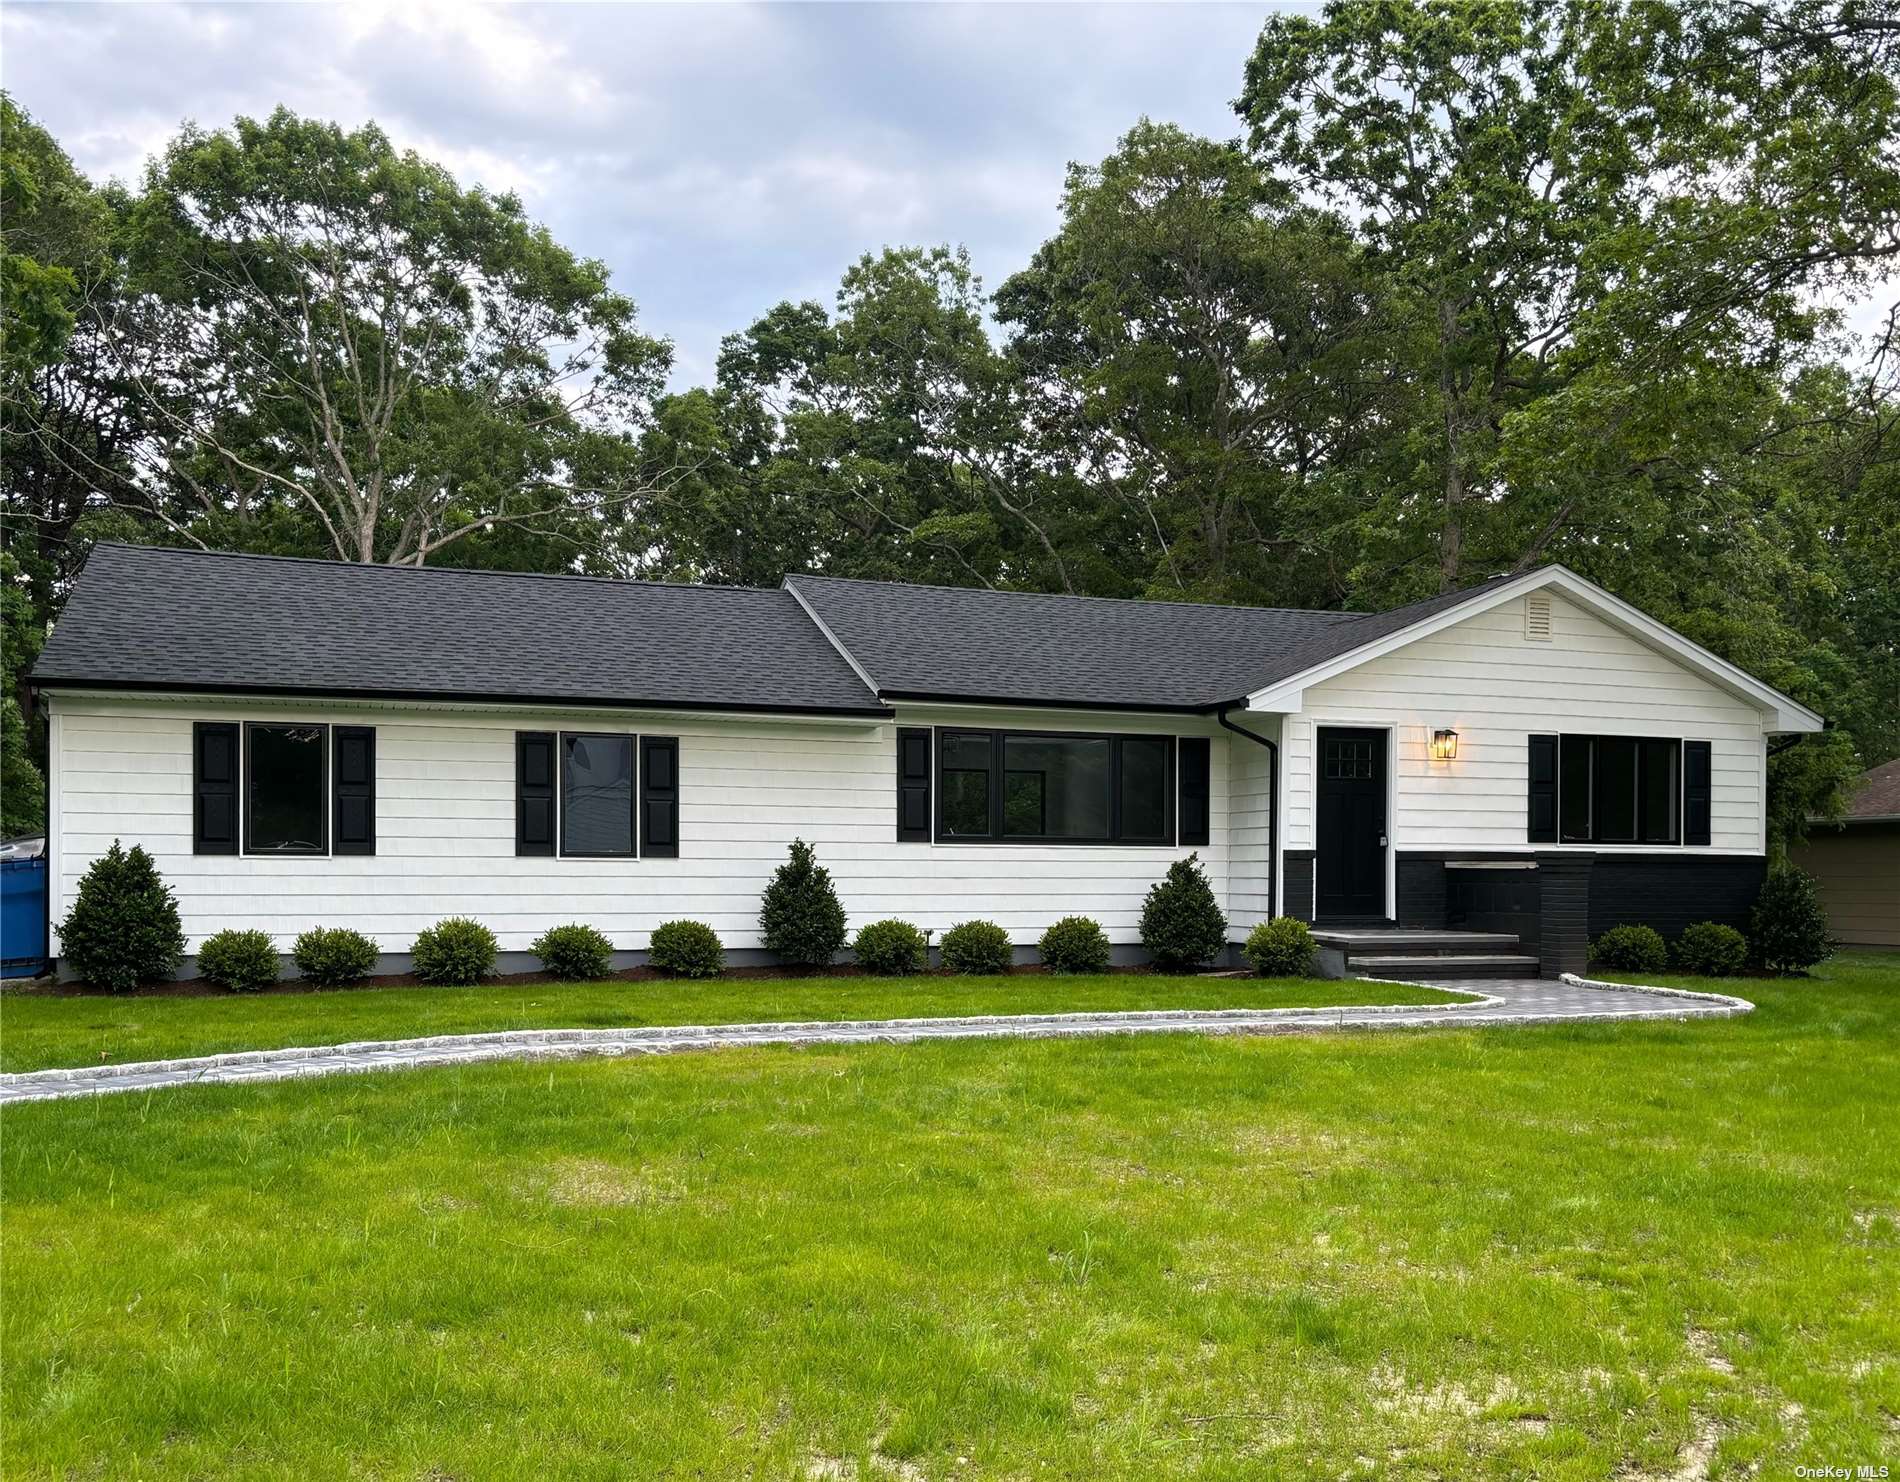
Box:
516;731;556;856
1683;739;1712;846
1178;737;1211;846
1527;733;1559;843
896;728;932;842
333;726;376;855
641;736;679;857
193;722;239;855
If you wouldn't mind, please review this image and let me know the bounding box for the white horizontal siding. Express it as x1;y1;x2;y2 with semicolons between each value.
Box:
1278;594;1766;856
1226;714;1278;935
49;697;1232;955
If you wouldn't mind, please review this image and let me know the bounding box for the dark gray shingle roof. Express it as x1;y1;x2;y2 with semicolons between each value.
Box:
32;544;887;715
784;571;1520;711
34;544;1526;715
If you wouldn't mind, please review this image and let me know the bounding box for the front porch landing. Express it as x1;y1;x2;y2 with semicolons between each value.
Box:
1310;927;1541;981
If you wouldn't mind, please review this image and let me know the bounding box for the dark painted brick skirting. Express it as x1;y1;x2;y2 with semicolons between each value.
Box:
1395;855;1447;929
1390;848;1768;976
1283;851;1316;923
1537;853;1596;977
1587;853;1767;940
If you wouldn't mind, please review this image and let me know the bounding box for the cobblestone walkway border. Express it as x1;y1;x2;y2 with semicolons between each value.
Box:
0;975;1752;1105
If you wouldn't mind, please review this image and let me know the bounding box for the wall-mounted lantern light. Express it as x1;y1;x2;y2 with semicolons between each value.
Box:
1430;728;1459;762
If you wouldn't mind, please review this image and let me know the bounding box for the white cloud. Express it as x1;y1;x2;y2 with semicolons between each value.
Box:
2;1;1273;384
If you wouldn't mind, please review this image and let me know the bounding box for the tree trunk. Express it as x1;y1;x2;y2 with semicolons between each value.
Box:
1437;300;1466;593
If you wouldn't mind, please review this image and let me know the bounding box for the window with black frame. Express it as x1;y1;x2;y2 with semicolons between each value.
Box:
245;723;329;853
1556;734;1680;844
936;728;1173;844
561;733;636;857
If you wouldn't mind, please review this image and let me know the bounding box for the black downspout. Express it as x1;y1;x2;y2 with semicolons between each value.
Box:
1218;709;1279;921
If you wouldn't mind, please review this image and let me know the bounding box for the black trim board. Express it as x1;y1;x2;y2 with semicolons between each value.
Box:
882;688;1219;716
33;676;892;720
1283;850;1316;924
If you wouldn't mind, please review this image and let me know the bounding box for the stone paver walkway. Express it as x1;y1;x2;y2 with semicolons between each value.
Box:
0;975;1750;1105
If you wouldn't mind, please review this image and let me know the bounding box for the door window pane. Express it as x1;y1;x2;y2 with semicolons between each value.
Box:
563;734;634;856
1118;736;1170;841
1593;737;1638;843
1003;735;1110;839
248;724;327;853
940;732;993;837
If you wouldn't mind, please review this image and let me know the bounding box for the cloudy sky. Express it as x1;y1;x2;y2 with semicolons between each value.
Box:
3;1;1278;387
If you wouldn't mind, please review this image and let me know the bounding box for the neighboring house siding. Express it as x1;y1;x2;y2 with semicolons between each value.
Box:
1279;593;1766;856
1790;824;1900;947
48;696;1228;957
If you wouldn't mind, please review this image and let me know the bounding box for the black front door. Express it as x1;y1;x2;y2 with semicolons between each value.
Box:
1316;727;1386;921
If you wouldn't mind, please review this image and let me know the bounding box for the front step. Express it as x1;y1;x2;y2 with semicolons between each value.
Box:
1310;928;1538;980
1311;929;1520;954
1347;952;1541;981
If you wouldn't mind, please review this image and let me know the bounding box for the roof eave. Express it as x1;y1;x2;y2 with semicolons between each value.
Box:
877;688;1221;716
32;675;896;721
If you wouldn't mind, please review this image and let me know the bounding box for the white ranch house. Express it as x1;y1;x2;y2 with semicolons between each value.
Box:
29;545;1822;980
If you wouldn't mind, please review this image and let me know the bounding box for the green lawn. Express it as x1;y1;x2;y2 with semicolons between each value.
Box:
3;954;1896;1479
0;974;1461;1074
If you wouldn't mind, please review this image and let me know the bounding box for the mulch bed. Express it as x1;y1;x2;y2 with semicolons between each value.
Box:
8;962;1175;999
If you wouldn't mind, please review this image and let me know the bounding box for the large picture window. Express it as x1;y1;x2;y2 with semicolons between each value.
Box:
561;733;636;857
245;723;328;854
1555;734;1680;845
935;728;1174;844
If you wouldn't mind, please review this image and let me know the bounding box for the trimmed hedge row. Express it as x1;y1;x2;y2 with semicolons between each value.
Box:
60;837;1833;994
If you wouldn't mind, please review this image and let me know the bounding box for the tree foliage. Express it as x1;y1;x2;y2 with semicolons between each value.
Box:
5;5;1898;840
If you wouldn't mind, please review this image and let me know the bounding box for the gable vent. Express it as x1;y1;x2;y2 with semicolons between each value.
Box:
1524;592;1553;642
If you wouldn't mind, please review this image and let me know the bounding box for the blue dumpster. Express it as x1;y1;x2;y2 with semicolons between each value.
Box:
1;856;49;978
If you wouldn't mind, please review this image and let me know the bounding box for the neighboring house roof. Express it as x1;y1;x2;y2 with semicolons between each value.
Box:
32;543;1825;731
1821;759;1900;825
29;544;888;716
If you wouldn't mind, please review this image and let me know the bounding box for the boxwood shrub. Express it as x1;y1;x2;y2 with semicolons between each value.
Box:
941;919;1012;975
1242;917;1317;978
854;919;929;976
56;840;186;992
759;838;848;968
532;923;614;981
1749;868;1835;973
1139;852;1227;970
1672;921;1749;978
196;928;281;993
1039;916;1111;974
649;919;725;978
1591;924;1668;974
292;926;379;987
411;917;498;985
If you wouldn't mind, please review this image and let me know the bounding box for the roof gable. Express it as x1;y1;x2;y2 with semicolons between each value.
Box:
1242;565;1824;733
